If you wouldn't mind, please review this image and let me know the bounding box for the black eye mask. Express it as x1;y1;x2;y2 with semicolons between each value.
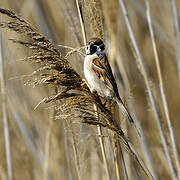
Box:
90;45;97;54
87;40;105;55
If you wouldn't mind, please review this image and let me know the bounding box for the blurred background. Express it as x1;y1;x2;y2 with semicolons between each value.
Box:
0;0;180;179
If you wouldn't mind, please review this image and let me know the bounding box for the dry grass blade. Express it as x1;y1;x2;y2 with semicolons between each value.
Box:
145;0;180;179
58;44;86;58
75;0;87;45
115;54;157;178
69;124;81;180
97;124;111;180
118;0;178;179
119;144;129;180
101;1;157;176
0;32;13;180
171;0;180;83
130;0;174;51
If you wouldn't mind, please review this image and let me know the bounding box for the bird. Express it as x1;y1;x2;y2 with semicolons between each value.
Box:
84;37;133;123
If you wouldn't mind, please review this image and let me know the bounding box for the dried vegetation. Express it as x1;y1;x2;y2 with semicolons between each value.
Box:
0;0;180;180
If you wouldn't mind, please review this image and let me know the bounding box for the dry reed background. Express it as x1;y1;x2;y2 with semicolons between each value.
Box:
0;0;180;180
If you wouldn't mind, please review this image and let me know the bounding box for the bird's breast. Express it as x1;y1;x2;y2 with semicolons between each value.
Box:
84;55;113;99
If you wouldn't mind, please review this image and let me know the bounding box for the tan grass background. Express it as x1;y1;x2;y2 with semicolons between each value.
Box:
0;0;180;179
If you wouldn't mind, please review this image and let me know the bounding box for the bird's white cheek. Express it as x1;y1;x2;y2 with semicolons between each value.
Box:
86;46;90;55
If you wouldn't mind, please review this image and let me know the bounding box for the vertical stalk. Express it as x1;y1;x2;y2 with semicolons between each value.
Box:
75;1;110;179
0;32;13;180
118;0;178;179
75;0;86;45
70;125;81;180
145;0;180;179
96;109;111;180
63;122;73;180
171;0;180;83
114;150;121;180
43;109;55;180
115;54;158;179
119;143;129;180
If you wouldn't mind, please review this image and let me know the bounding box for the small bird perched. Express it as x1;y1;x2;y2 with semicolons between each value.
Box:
84;37;133;123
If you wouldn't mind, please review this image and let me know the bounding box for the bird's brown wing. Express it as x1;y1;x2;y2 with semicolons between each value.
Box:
92;55;134;123
92;57;106;82
92;55;120;100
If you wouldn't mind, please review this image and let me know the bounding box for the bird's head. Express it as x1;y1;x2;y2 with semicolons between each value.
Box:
86;37;105;57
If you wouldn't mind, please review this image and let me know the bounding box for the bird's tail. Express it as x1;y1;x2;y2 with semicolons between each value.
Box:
116;98;134;123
